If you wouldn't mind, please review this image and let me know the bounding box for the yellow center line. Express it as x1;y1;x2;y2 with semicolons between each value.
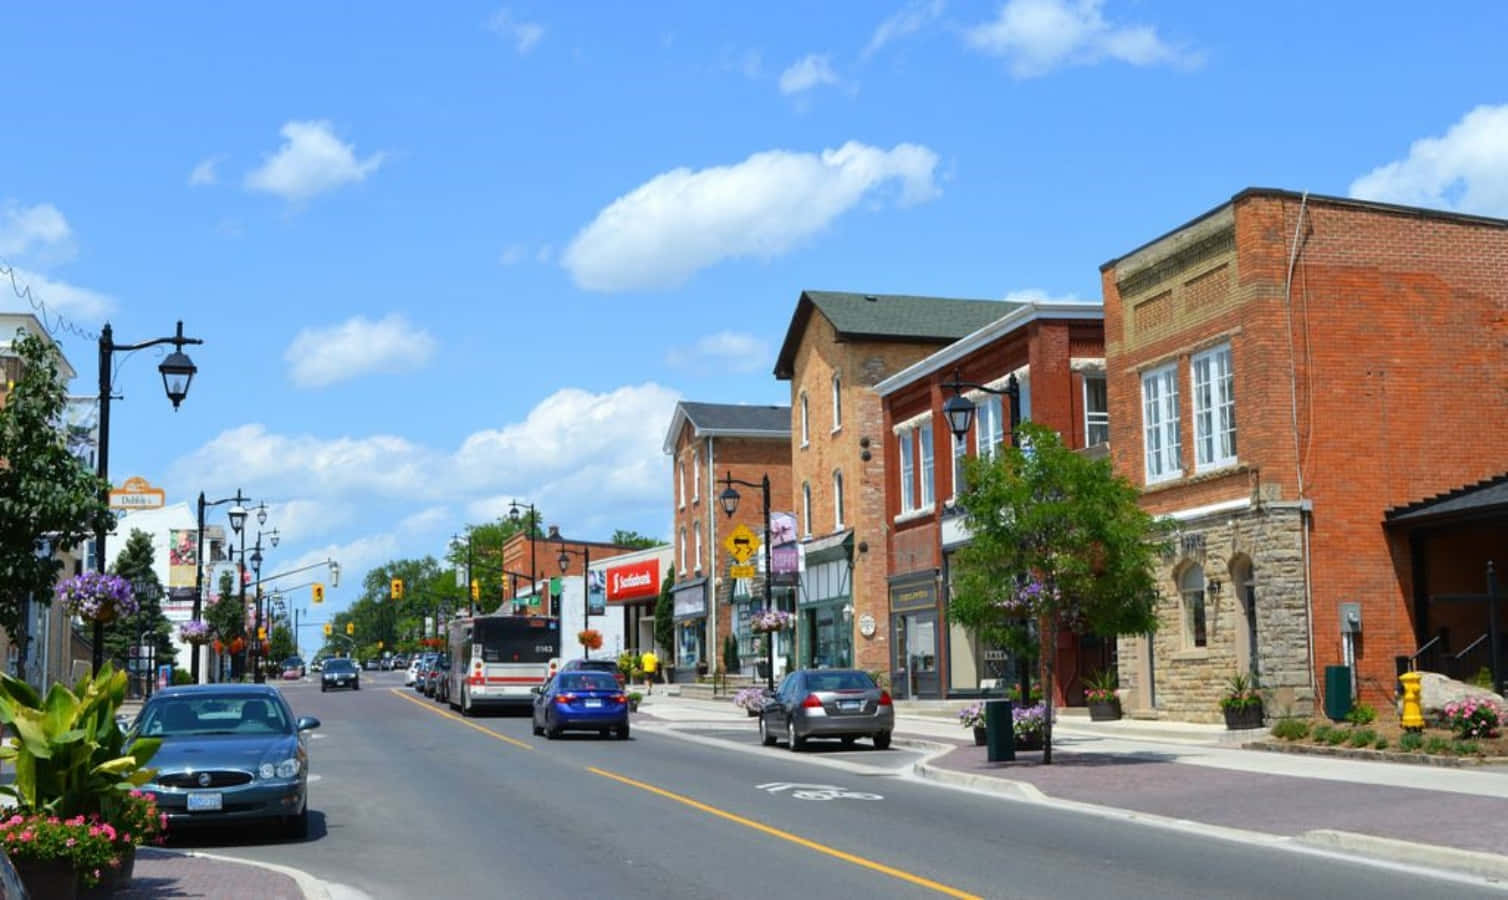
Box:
387;687;533;750
587;766;980;899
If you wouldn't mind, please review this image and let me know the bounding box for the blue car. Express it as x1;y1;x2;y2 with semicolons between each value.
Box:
531;671;629;740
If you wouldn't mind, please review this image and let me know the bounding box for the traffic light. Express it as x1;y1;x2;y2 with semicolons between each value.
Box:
312;583;325;604
257;626;267;641
377;640;384;649
390;578;404;600
470;579;480;602
346;622;355;636
323;623;332;637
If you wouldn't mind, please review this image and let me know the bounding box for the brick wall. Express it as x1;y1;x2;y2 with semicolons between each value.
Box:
706;435;792;671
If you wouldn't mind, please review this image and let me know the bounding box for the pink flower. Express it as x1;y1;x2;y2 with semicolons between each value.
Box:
46;817;58;825
66;838;76;847
101;824;117;841
159;813;168;828
123;832;132;843
130;790;142;798
89;825;100;837
18;831;32;843
6;815;20;826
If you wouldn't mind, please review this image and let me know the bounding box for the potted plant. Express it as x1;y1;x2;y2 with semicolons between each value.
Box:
0;812;121;898
734;686;769;718
178;619;212;645
55;573;139;624
626;691;643;713
1013;702;1048;751
1084;669;1121;721
1220;673;1265;729
959;702;987;745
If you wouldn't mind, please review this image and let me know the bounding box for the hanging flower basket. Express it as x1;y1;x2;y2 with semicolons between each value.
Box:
55;573;138;624
750;610;793;634
211;638;224;654
178;619;212;645
577;629;603;652
229;637;245;655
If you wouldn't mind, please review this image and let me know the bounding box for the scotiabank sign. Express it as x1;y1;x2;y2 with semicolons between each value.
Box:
605;560;660;603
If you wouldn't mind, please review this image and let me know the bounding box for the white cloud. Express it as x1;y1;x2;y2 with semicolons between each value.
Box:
399;506;450;534
965;0;1197;78
486;8;545;54
283;314;437;389
264;499;355;544
863;0;945;59
0;202;73;260
284;533;401;593
562;141;940;292
779;54;839;95
1000;288;1084;304
0;265;114;321
244;121;385;202
1349;105;1508;217
665;331;770;373
188;155;223;186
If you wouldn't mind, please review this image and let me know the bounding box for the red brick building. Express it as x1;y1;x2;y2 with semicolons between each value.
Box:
663;401;791;681
875;299;1108;702
1101;188;1508;721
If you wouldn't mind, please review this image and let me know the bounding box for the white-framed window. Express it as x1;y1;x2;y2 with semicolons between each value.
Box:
1017;371;1031;425
678;460;686;508
898;429;915;512
833;470;845;529
801;482;812;537
1142;363;1181;483
1084;374;1109;447
831;373;842;432
692;448;700;501
1191;344;1236;470
679;527;687;574
918;422;934;507
951;430;967;500
977;394;1005;459
694;524;703;572
800;392;809;447
1180;564;1208;648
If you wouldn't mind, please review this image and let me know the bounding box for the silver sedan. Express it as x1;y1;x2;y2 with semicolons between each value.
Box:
759;669;894;751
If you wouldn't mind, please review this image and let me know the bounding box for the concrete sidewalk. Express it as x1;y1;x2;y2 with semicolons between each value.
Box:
124;849;308;899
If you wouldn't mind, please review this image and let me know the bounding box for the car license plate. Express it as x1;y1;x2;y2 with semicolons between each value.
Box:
187;793;222;812
584;699;602;708
839;700;862;712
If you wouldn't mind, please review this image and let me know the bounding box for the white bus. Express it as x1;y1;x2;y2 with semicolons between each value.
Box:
448;614;561;716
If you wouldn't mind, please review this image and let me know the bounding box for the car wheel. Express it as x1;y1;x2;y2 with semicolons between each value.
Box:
461;687;473;717
873;730;892;750
616;723;630;740
532;714;544;737
787;718;804;752
284;805;309;840
545;711;561;740
841;735;857;747
759;714;777;747
354;681;361;691
320;685;327;693
600;728;610;738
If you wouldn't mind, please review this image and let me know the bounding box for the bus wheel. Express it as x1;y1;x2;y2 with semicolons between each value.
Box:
460;686;473;717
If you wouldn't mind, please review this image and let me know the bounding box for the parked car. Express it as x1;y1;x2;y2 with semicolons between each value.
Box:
362;658;379;671
309;658;324;673
758;669;893;751
424;655;450;699
435;658;453;705
128;684;320;838
281;666;301;680
405;655;434;687
282;656;306;678
321;658;361;692
0;846;24;899
410;653;439;690
531;671;629;740
559;657;625;688
388;654;408;671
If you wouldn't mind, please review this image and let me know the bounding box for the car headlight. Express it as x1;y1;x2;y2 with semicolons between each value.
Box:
259;763;275;779
261;759;300;779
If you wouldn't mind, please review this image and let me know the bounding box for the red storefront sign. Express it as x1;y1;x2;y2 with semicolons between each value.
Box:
605;560;660;604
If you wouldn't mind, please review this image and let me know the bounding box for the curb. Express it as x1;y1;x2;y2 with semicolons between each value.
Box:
1296;830;1508;882
164;849;367;900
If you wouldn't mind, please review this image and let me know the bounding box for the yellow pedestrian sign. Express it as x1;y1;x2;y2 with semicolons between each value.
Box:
730;564;756;579
724;524;760;565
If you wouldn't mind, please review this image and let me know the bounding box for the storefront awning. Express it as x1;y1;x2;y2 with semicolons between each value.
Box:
801;530;853;566
1385;472;1508;528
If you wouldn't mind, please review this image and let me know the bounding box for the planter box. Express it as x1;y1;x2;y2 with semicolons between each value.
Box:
1087;699;1121;722
1223;704;1265;730
15;858;78;900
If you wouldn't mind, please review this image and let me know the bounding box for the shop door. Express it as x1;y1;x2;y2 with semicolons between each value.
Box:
892;612;939;699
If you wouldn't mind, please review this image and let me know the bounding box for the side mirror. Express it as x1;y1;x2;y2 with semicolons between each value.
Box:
296;716;321;732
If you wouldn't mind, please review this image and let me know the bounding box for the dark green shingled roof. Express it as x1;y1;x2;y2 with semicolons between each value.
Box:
774;290;1014;379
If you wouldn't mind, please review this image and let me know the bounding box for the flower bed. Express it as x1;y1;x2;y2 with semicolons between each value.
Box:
1262;701;1508;763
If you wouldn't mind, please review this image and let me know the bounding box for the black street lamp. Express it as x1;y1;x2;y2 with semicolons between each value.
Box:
196;489;250;683
508;500;539;609
556;541;591;655
93;320;203;673
717;471;775;692
250;526;278;683
940;367;1021;448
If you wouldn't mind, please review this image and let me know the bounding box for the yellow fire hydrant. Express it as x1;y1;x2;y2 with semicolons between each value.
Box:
1399;670;1425;732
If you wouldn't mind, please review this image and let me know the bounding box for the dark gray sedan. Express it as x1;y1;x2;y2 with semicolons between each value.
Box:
759;669;894;751
321;657;360;692
130;685;320;838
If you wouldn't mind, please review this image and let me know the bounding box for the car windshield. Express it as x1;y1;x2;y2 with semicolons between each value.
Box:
325;660;357;672
139;695;292;737
806;671;876;692
284;657;303;667
556;673;619;692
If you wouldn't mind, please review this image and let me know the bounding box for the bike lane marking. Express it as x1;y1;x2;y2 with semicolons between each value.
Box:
588;766;978;899
387;687;533;750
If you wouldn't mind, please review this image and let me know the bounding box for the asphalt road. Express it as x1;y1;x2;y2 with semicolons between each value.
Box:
171;673;1508;899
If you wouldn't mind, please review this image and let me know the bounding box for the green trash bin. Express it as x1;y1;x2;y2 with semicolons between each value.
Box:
1324;665;1353;721
985;699;1015;762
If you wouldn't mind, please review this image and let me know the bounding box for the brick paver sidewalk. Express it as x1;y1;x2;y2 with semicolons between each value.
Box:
118;848;304;899
929;744;1508;855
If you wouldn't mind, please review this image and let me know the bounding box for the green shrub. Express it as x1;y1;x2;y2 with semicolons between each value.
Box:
1323;727;1350;746
1345;703;1376;726
1398;731;1424;752
1373;737;1388;750
1452;740;1481;756
1424;735;1451;755
1311;724;1333;743
1471;666;1494;689
1270;719;1311;741
1347;728;1377;748
171;669;194;685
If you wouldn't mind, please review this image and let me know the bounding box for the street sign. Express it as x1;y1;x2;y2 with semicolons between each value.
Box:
730;564;756;579
724;524;760;565
108;476;166;511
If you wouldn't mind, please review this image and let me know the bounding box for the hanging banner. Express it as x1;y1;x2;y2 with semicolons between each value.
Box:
770;512;799;583
587;569;606;616
168;529;198;587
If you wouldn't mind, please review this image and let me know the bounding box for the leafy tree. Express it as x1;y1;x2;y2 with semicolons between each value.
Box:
105;529;176;672
444;512;546;612
0;330;116;642
268;624;295;664
610;529;661;550
950;423;1166;764
654;567;675;660
204;570;245;641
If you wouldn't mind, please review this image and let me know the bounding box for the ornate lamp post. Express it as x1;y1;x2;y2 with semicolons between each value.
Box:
556;541;591;655
195;488;250;683
508;500;539;609
717;471;775;692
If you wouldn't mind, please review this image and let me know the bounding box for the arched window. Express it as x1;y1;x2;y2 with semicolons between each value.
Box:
832;373;842;432
799;392;809;446
801;482;812;537
833;469;845;529
679;528;687;574
694;523;703;572
1180;564;1207;648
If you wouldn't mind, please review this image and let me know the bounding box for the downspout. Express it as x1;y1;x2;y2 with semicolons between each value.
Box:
706;436;717;676
1284;193;1319;703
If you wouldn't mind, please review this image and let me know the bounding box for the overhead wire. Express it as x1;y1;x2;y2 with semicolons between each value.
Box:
0;260;100;344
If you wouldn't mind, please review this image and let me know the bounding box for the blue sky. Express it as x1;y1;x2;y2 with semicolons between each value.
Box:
3;1;1506;621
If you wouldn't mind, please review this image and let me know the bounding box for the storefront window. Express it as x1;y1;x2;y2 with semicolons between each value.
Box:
677;620;704;668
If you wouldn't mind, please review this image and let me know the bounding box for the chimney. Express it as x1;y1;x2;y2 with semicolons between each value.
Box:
547;524;561;540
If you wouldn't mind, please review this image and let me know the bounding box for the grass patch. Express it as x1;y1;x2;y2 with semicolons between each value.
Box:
1399;731;1424;752
1271;719;1310;741
1347;728;1377;748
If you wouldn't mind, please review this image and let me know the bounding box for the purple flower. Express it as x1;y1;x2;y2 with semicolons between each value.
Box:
178;619;212;643
55;573;139;622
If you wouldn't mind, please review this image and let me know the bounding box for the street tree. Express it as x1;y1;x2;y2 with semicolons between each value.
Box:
0;330;116;643
445;513;546;611
950;423;1166;763
105;529;177;672
654;567;675;661
610;529;661;550
268;624;295;664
